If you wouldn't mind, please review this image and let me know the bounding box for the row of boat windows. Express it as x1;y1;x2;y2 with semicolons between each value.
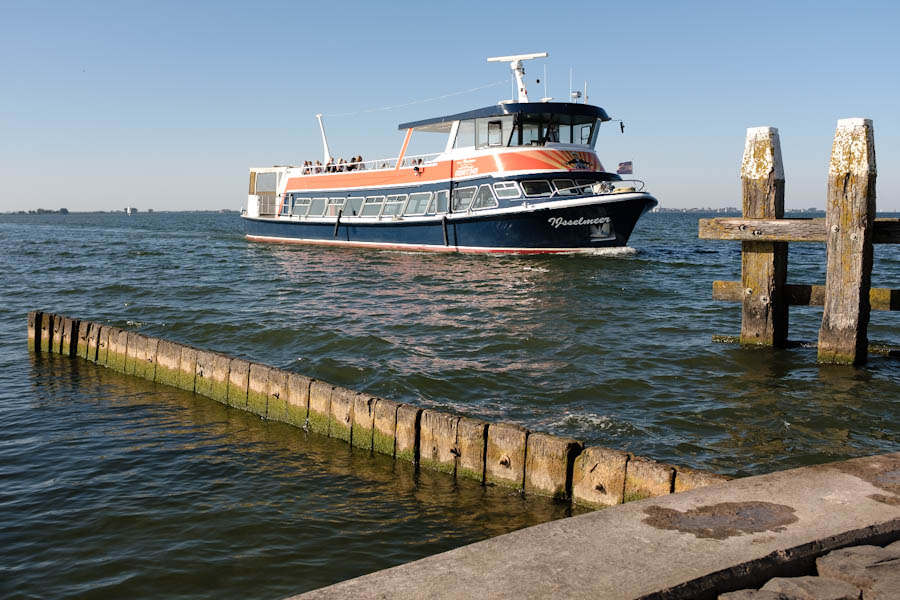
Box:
280;179;596;218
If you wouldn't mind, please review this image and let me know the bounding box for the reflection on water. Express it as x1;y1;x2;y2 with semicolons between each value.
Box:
6;354;571;599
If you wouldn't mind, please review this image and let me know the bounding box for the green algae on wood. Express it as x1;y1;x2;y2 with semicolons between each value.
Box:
284;372;310;428
308;381;333;435
226;358;250;409
329;386;355;442
266;368;289;423
372;398;399;457
395;404;421;464
247;364;271;418
419;410;459;475
351;394;376;451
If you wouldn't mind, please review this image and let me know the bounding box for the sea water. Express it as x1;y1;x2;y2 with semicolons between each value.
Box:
1;211;898;598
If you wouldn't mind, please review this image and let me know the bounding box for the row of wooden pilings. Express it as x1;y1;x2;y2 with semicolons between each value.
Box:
700;118;899;365
28;310;728;509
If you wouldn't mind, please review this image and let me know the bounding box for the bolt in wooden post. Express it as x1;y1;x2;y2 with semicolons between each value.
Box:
818;118;877;365
739;127;788;346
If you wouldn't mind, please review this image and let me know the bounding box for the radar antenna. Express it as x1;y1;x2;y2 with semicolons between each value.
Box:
487;52;548;103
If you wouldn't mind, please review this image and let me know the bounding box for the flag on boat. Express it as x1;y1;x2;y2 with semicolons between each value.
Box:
617;161;633;175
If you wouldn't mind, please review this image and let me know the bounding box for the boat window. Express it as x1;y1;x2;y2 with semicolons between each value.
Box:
471;184;498;210
430;190;449;214
344;197;365;216
292;197;311;217
381;194;407;217
576;180;594;194
451;186;477;211
327;198;345;216
509;113;598;147
360;196;385;217
553;179;578;195
453;120;476;149
475;116;514;149
308;197;328;217
280;197;292;215
404;192;432;216
521;180;552;197
493;181;521;199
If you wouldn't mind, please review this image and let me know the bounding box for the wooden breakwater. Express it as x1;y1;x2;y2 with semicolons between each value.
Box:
27;311;728;509
700;119;899;365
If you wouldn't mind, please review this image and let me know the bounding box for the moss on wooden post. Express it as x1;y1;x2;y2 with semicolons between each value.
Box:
739;126;788;346
818;118;877;365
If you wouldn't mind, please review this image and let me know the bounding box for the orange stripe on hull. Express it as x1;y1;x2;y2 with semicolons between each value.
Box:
284;149;603;191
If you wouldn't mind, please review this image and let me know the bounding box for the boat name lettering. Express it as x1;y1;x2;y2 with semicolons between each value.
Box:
548;216;611;229
454;158;479;177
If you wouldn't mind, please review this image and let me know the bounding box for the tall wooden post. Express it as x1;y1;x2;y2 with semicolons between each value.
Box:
818;118;877;365
739;127;788;346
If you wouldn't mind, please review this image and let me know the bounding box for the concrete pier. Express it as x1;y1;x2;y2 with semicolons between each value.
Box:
292;453;900;600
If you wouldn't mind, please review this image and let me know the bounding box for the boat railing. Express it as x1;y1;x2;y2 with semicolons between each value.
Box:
296;152;441;175
548;179;646;199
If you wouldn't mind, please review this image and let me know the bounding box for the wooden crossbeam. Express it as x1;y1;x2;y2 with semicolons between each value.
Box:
713;280;900;311
699;218;900;243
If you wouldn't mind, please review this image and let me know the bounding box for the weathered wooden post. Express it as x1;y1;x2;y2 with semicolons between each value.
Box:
818;118;877;365
739;127;788;346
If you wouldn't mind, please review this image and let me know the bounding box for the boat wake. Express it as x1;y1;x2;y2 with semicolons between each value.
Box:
573;246;639;257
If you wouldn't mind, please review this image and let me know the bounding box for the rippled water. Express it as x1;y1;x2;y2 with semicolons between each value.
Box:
1;211;898;599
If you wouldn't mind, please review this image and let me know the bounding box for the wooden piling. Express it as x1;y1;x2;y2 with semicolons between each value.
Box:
395;404;422;464
571;446;629;508
86;323;101;362
739;127;788;346
40;313;53;353
75;321;92;359
419;410;460;475
226;358;251;409
266;369;289;422
51;315;64;354
456;417;488;482
308;381;334;435
329;386;355;442
351;395;377;451
247;364;271;417
524;433;582;500
28;311;42;352
818;118;877;365
373;398;400;457
176;346;198;391
154;340;181;387
485;423;528;491
284;372;311;428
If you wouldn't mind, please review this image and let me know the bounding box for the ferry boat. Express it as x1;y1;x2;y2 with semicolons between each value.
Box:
242;53;657;254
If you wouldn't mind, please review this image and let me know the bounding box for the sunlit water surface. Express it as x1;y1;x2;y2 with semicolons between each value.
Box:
1;211;897;599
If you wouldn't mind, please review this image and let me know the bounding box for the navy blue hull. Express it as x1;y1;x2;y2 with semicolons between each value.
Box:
244;195;656;253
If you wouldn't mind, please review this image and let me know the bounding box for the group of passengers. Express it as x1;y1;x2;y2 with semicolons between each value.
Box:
298;155;431;174
301;156;366;175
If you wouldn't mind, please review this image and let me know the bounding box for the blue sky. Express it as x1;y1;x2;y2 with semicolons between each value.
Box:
1;0;898;212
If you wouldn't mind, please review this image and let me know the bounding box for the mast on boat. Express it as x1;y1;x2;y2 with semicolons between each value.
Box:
486;52;547;103
315;113;331;165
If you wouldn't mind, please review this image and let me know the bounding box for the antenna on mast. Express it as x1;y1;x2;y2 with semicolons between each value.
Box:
315;113;331;165
487;52;548;103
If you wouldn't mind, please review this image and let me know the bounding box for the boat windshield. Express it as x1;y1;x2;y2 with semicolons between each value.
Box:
508;113;598;147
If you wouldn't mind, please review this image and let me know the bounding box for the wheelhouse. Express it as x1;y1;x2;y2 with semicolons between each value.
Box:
399;102;610;152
